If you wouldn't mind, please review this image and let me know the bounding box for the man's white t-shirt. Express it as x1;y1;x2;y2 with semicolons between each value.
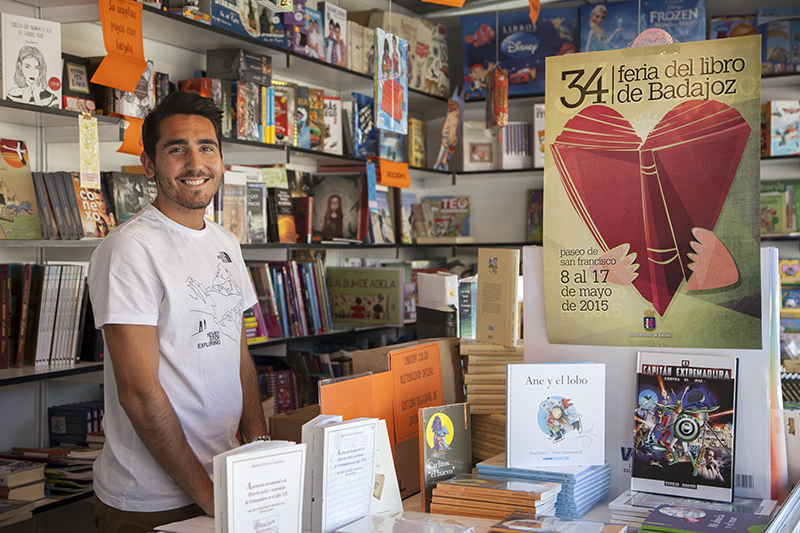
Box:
87;204;257;512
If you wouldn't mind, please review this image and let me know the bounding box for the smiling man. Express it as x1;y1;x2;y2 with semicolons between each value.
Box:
87;91;269;533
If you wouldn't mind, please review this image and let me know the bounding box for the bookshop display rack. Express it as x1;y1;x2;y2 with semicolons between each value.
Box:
1;0;800;530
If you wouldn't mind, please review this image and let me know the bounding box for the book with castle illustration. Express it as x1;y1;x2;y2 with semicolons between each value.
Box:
506;363;606;468
542;35;762;350
632;352;737;503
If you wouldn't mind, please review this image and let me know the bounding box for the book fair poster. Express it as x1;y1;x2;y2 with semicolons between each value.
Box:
543;35;762;349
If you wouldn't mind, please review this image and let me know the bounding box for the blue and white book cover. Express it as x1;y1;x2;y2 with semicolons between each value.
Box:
375;27;408;135
506;363;606;468
461;7;578;100
757;8;800;75
211;0;260;40
305;6;325;61
353;92;376;158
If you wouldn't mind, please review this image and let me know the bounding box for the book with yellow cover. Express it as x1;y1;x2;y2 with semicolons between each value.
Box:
476;248;520;347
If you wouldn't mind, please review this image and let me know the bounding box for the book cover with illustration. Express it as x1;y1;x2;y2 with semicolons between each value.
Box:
222;183;247;244
421;196;470;237
309;174;362;241
69;171;115;238
374;27;408;135
0;140;41;239
506;363;606;468
1;14;62;108
757;8;800;76
419;403;471;512
461;7;577;100
768;100;800;157
325;266;403;327
526;189;543;242
641;504;769;533
103;171;156;223
632;352;737;502
323;96;342;155
308;88;324;151
353;92;377;159
542;36;762;349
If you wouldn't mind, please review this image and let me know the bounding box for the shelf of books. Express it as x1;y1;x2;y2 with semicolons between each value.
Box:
0;361;102;387
0;100;123;143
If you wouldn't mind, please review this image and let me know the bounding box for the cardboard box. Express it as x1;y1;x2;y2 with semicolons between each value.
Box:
352;337;463;500
269;403;321;444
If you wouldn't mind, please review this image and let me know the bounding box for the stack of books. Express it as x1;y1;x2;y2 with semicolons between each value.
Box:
470;413;505;463
476;454;610;519
641;504;773;533
489;514;627;533
461;340;523;414
608;490;777;529
430;473;560;520
4;447;99;500
0;499;35;528
0;458;45;502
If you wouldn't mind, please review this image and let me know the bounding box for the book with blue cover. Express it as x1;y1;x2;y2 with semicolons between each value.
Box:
461;7;578;100
757;8;800;76
374;28;408;135
353;93;377;159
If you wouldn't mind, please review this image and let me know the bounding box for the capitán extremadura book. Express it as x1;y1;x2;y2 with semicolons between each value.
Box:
632;352;737;503
542;35;762;350
419;403;471;513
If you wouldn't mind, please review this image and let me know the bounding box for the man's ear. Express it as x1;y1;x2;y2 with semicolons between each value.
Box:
140;151;156;178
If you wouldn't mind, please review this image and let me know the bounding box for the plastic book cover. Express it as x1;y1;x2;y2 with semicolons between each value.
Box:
309;174;362;241
375;27;408;135
1;14;62;108
319;2;347;67
757;8;800;76
305;6;324;60
632;352;737;502
461;7;577;100
419;403;471;512
325;267;403;327
709;16;756;40
543;36;762;349
506;363;606;468
526;189;543;242
421;196;470;237
0;140;41;239
353;93;377;159
642;504;770;533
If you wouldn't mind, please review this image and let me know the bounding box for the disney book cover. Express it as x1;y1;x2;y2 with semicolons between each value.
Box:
418;402;471;512
506;363;606;468
632;352;737;503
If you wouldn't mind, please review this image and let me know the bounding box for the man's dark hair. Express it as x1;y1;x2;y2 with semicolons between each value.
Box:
141;91;223;161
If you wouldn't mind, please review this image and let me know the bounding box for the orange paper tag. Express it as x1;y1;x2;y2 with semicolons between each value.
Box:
114;114;144;156
390;342;443;444
92;0;147;92
378;158;410;188
421;0;465;7
528;0;541;25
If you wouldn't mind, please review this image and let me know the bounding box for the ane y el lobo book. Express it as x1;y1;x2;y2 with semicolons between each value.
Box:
213;440;307;533
506;363;606;468
419;403;471;513
632;352;738;502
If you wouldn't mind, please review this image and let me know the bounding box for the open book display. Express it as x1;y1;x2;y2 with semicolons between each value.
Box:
551;100;749;316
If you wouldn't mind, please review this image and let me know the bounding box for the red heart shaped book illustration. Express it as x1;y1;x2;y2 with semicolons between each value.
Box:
551;100;750;316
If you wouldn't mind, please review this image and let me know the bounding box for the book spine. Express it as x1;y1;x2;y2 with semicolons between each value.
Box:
15;264;33;368
53;172;78;239
0;265;9;369
31;172;56;239
289;262;309;336
62;172;86;239
43;173;68;240
271;268;290;338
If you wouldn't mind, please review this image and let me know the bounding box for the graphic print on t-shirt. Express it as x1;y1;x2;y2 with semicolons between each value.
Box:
186;259;244;349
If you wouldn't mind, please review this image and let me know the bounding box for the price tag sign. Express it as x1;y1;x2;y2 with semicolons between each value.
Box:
79;114;101;189
378;158;410;189
91;0;147;92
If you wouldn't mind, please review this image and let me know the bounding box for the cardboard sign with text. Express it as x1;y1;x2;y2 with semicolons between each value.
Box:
390;342;444;444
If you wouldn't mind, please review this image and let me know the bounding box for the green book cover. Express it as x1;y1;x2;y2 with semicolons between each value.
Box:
325;267;403;327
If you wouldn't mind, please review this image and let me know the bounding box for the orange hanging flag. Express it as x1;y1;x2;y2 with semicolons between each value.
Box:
113;115;144;156
528;0;541;25
91;0;147;93
421;0;465;7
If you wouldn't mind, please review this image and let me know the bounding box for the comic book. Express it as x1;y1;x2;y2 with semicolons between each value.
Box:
632;352;737;502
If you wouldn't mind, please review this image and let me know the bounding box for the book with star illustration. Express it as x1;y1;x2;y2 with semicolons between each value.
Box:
542;35;762;350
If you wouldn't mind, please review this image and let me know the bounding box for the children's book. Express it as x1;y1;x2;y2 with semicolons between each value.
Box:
246;182;268;244
374;28;408;135
309;88;324;151
369;189;395;245
641;504;769;533
325;267;404;327
757;8;800;76
421;196;470;237
632;352;737;502
296;86;310;149
310;174;362;241
319;2;347;67
323;96;343;155
377;129;404;162
433;87;466;171
461;121;499;172
526;189;543;242
506;363;606;468
419;403;471;512
0;140;41;239
768;100;800;157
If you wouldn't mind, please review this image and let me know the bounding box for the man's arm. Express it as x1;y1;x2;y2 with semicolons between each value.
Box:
238;324;269;441
103;323;215;515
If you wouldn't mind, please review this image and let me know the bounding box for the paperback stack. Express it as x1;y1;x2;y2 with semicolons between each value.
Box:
470;413;505;463
5;446;98;499
476;454;610;519
641;505;772;533
0;459;46;502
608;490;777;529
430;473;560;520
0;500;35;528
489;514;627;533
461;340;523;414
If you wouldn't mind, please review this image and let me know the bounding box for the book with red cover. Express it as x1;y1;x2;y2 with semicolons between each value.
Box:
273;369;300;414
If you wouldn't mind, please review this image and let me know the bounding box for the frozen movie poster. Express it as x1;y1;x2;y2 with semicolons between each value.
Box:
542;35;762;349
